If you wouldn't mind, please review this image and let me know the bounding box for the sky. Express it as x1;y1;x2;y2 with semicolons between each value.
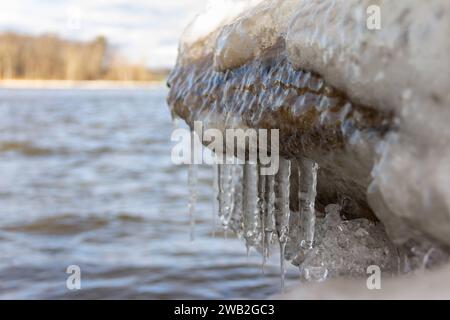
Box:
0;0;209;68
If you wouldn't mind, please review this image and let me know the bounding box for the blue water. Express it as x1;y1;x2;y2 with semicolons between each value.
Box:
0;86;297;299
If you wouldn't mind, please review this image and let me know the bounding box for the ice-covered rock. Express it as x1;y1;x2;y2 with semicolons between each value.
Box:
167;0;450;280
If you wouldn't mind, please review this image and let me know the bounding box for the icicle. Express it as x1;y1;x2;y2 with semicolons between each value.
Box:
264;174;276;259
188;162;197;241
212;163;219;237
242;163;260;248
274;158;291;289
188;130;201;241
217;164;222;218
298;158;318;250
284;164;300;262
258;172;267;271
230;164;244;236
218;163;234;230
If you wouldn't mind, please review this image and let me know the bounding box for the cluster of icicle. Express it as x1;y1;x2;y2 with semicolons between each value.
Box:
185;140;445;287
211;157;318;288
186;154;405;287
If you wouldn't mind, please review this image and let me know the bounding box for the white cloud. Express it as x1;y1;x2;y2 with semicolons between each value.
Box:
0;0;209;68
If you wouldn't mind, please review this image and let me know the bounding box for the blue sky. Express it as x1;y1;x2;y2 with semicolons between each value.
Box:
0;0;209;68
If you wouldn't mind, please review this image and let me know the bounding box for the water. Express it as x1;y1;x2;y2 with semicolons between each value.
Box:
0;86;299;299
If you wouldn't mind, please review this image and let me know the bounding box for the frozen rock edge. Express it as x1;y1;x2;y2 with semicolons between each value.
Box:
167;0;450;282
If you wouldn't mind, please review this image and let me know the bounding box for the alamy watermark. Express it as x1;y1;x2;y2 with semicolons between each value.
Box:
366;5;381;30
171;121;280;175
66;265;81;290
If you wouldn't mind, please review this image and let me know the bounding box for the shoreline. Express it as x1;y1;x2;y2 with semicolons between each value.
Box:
0;79;166;89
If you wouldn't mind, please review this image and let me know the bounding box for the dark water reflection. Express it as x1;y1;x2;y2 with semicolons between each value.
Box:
0;87;297;299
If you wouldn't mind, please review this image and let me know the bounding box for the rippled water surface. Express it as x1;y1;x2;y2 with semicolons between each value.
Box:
0;86;297;299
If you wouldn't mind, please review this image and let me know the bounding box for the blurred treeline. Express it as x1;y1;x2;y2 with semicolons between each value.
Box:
0;32;168;81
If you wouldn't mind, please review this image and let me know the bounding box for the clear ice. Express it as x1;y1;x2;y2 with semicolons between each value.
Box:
298;158;318;250
230;164;244;236
212;163;220;237
258;172;267;268
243;163;261;248
187;132;198;241
218;163;234;231
263;174;276;260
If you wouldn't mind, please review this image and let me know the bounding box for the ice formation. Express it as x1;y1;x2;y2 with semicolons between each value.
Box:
274;159;291;287
167;0;450;284
298;158;318;250
242;163;261;247
188;133;198;241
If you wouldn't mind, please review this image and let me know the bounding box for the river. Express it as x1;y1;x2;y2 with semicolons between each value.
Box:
0;86;297;299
